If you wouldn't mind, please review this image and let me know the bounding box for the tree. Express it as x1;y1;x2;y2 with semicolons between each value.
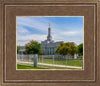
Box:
78;43;83;56
24;40;41;54
17;46;20;54
55;42;78;56
39;51;44;55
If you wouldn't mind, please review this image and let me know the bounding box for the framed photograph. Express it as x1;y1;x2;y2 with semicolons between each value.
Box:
0;0;100;86
16;16;84;70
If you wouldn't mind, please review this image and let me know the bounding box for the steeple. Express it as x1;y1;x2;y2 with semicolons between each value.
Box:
47;22;52;41
49;22;50;28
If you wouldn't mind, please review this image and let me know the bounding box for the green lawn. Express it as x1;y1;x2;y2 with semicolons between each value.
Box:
38;59;82;67
17;64;48;69
17;64;79;70
20;56;82;67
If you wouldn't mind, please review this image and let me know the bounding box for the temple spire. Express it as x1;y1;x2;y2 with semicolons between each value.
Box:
47;22;52;41
49;22;50;28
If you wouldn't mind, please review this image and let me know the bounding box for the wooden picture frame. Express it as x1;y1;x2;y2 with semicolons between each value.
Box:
0;0;100;86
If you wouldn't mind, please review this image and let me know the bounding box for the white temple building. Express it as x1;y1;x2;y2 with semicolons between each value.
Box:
41;23;63;55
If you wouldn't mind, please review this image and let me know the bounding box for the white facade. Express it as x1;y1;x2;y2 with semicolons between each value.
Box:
41;24;63;55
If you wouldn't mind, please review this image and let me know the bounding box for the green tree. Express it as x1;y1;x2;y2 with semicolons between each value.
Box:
78;43;83;56
17;46;20;54
24;40;41;54
55;42;78;55
39;51;44;55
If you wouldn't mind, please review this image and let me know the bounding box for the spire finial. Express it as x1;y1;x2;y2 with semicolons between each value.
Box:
49;22;50;27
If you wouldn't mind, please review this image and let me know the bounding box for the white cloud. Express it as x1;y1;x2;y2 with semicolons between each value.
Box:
17;34;47;45
62;31;79;35
17;26;30;34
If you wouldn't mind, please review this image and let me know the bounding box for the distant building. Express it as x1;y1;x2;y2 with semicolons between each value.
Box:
18;46;25;54
41;23;63;55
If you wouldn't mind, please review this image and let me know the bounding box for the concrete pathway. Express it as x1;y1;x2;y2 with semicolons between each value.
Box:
17;61;82;69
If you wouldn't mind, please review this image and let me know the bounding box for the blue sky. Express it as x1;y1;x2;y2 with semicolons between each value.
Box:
17;16;83;46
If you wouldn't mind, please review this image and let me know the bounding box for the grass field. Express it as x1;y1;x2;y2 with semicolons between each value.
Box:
17;55;83;69
38;59;82;67
17;64;79;70
17;64;48;69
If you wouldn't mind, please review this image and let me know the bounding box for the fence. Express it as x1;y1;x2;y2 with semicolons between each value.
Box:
17;54;83;69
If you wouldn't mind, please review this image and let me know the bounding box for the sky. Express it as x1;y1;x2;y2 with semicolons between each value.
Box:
17;16;83;46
